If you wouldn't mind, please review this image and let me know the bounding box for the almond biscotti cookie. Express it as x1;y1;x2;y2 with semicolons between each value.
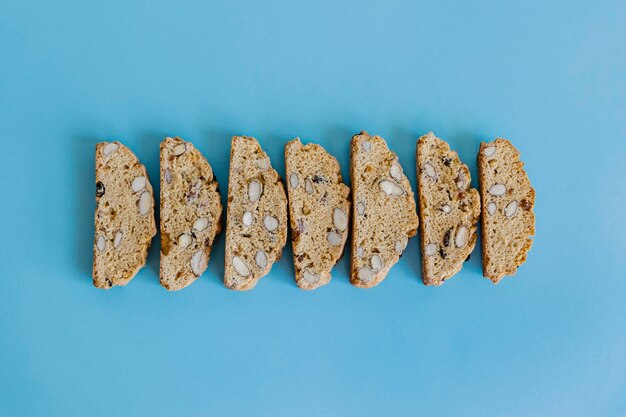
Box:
285;138;350;290
478;138;535;283
350;132;419;288
417;132;480;285
224;136;288;290
159;137;223;290
93;141;157;289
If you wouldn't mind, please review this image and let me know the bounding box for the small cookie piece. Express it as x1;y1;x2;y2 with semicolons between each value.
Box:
224;136;288;290
478;138;535;283
350;131;419;288
92;141;156;289
159;137;223;290
417;132;480;285
285;138;350;290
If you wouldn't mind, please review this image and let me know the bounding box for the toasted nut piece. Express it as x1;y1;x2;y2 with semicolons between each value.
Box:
289;173;299;189
96;235;106;252
172;143;186;156
232;256;251;277
305;178;314;194
489;184;506;196
455;226;469;248
356;201;366;216
103;142;119;156
333;208;348;231
379;180;404;196
358;266;375;282
178;233;192;248
425;243;438;256
370;255;383;272
302;270;320;284
139;191;152;215
423;162;436;178
248;180;263;203
483;146;496;157
242;211;253;227
193;217;209;231
263;215;279;232
190;250;207;276
395;236;408;253
114;231;123;248
256;158;269;170
390;163;402;181
327;231;342;247
131;176;147;192
255;250;268;268
505;200;518;218
487;202;497;215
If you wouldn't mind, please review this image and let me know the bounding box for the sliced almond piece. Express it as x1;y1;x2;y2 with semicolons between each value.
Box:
356;201;365;216
441;204;451;214
327;231;342;247
390;163;402;181
425;243;438;256
178;233;192;248
190;250;207;276
289;173;299;189
333;208;348;232
362;141;371;152
242;211;253;227
489;184;506;196
263;215;279;232
483;146;496;157
455;226;469;248
487;202;497;215
103;142;118;157
356;246;364;258
423;162;436;178
505;200;518;218
232;256;251;277
172;143;187;156
302;270;319;284
305;178;314;194
370;255;383;272
248;180;262;203
256;158;269;170
139;191;152;215
358;266;375;282
379;180;404;196
113;231;123;248
131;176;147;192
395;236;408;253
96;235;106;252
255;250;268;268
193;217;209;231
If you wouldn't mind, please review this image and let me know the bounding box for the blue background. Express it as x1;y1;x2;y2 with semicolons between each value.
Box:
1;0;625;416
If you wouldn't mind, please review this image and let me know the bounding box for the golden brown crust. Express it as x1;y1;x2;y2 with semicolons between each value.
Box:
478;138;535;283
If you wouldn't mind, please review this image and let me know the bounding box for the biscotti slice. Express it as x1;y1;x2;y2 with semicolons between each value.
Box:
93;141;157;289
478;138;535;283
417;132;481;285
285;138;351;290
159;137;223;290
224;136;288;290
350;131;419;288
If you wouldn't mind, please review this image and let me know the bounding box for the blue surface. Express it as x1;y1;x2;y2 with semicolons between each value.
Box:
1;0;625;416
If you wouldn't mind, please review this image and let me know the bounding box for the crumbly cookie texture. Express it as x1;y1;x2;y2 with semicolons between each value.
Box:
92;141;157;289
224;136;288;290
417;132;480;285
159;137;223;291
478;138;535;283
285;138;350;290
350;131;419;288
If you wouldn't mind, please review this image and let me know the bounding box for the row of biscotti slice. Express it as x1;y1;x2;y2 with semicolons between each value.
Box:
92;133;534;289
